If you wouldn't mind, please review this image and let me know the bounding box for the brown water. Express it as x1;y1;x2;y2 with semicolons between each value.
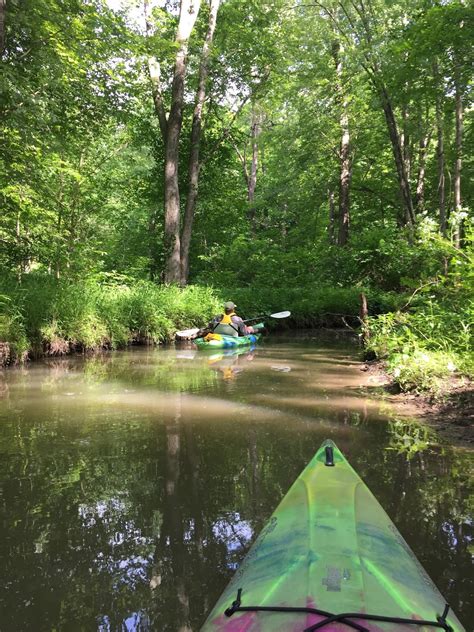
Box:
0;335;472;631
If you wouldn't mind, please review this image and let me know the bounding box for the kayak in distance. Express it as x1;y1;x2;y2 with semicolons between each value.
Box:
201;440;465;632
195;324;264;350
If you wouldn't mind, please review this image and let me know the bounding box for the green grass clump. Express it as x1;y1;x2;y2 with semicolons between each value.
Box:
0;295;29;361
366;288;473;393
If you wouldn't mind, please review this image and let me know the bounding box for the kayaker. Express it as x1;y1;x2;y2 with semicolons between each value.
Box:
209;302;256;337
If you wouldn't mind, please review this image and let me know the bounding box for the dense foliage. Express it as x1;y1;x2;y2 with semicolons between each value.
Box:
0;0;472;390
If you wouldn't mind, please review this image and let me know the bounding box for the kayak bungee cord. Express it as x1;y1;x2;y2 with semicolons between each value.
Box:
225;588;368;632
224;589;454;632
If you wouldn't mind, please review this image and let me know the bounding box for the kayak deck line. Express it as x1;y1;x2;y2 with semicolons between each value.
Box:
224;589;454;631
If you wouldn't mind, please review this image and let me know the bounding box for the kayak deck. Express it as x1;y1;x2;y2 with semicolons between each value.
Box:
202;440;464;631
195;333;261;349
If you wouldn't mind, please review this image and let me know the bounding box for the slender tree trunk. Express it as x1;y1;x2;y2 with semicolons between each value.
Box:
144;0;168;139
248;116;259;204
163;0;201;284
401;103;411;184
328;189;336;244
435;79;446;235
324;1;414;228
379;85;416;227
16;208;21;282
415;117;431;214
144;0;166;281
180;0;220;285
332;40;352;246
232;105;261;233
359;292;369;346
0;0;5;56
453;66;463;249
338;113;351;246
55;172;65;279
247;104;260;233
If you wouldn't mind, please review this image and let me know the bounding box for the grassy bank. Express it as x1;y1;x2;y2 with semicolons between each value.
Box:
0;274;395;363
366;284;473;395
0;276;221;362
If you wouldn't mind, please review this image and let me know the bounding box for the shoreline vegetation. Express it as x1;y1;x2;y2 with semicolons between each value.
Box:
1;275;472;445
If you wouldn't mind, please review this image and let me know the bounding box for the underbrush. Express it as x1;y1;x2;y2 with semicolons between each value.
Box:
366;289;473;394
219;286;403;329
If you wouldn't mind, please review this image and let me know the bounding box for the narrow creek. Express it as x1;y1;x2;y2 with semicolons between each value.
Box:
0;333;472;630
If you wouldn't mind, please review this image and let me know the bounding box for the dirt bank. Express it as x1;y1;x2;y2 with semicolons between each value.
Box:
359;361;474;447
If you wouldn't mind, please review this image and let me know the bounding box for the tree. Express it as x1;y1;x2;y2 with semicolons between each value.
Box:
0;0;137;277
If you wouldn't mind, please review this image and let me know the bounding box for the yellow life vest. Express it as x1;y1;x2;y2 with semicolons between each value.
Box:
220;311;236;325
213;312;239;337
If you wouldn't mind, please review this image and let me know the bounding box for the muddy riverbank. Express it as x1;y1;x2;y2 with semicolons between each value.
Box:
359;360;474;446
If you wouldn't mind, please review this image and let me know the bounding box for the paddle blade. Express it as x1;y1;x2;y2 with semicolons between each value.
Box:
176;327;200;338
269;310;291;319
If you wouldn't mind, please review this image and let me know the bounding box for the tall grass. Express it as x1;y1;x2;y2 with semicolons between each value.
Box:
0;275;222;357
0;275;395;360
0;294;29;361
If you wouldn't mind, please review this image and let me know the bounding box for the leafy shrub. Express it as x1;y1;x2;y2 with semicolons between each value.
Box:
367;283;473;392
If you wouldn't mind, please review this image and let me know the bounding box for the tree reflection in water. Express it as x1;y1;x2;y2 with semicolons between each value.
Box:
0;346;471;630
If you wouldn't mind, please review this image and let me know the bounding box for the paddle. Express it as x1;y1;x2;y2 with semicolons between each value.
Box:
175;310;291;339
244;310;291;324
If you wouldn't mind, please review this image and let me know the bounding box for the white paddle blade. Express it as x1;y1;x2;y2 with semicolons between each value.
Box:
176;327;200;338
270;310;291;319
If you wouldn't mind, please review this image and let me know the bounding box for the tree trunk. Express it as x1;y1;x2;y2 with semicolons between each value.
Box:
401;103;411;184
359;292;369;346
326;1;414;228
16;208;21;283
328;189;336;244
332;40;352;246
247;104;260;233
379;85;416;227
163;0;201;284
144;0;168;139
415;119;430;214
453;66;463;249
0;0;5;56
55;172;65;279
435;76;446;235
180;0;220;285
338;112;351;246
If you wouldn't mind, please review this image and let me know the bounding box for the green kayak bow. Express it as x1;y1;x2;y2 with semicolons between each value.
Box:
202;440;465;632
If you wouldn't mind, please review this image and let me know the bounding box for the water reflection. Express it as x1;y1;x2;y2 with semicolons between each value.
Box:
0;339;472;630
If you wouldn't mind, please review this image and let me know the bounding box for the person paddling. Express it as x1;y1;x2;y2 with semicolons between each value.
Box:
209;302;257;337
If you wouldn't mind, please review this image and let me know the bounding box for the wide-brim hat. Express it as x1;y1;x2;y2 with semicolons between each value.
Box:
224;301;236;310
